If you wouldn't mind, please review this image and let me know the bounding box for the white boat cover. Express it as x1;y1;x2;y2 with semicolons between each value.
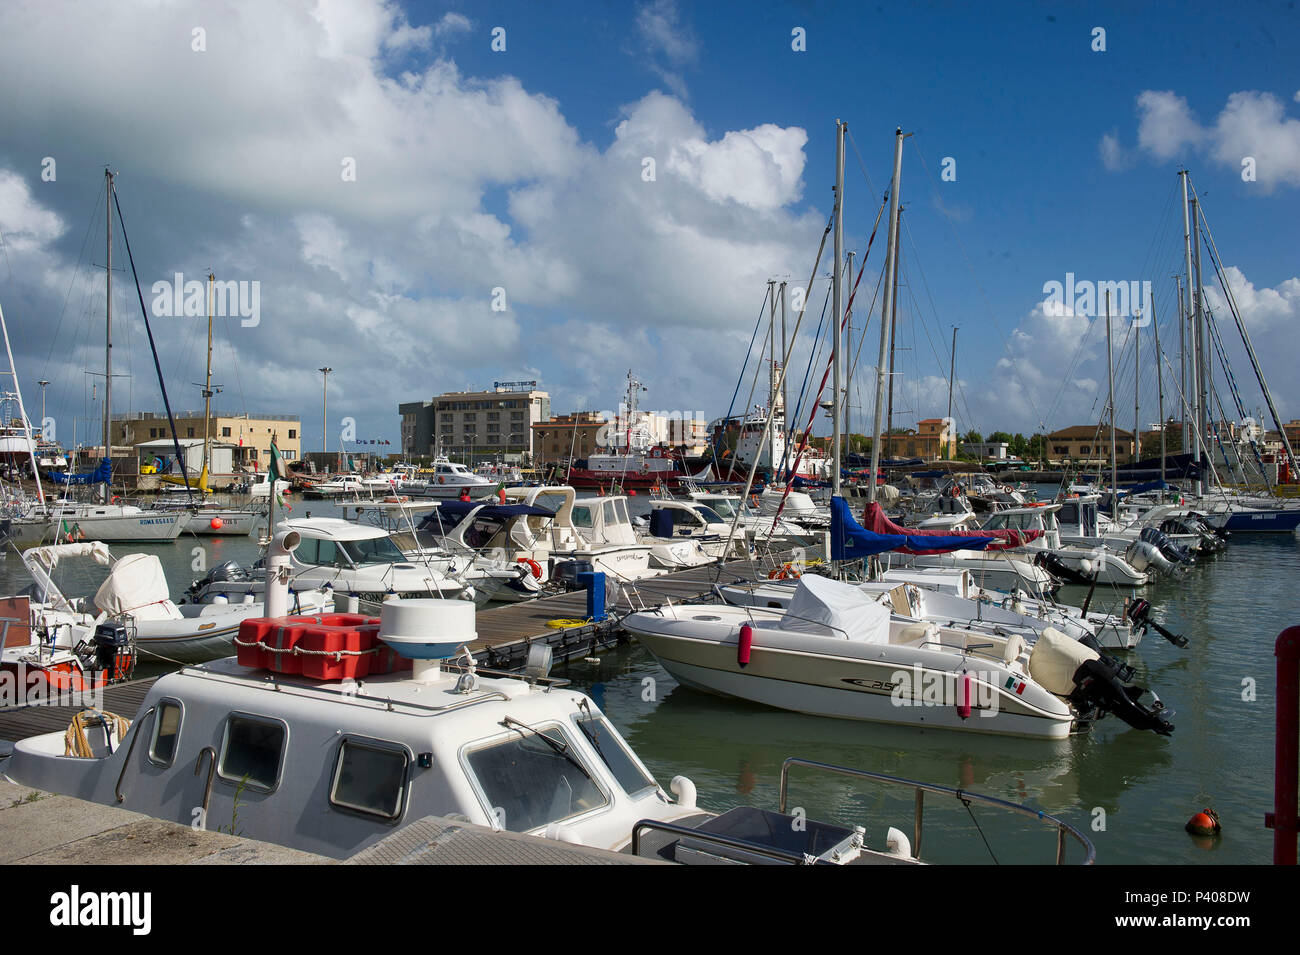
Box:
93;553;182;620
25;541;112;572
778;574;890;643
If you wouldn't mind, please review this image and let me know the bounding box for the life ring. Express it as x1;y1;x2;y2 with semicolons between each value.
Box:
111;496;120;503
516;557;543;579
767;562;802;581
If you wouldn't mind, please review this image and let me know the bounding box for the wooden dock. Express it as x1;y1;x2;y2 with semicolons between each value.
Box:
0;556;785;743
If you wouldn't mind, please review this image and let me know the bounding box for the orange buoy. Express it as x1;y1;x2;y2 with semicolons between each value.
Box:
629;489;637;496
210;517;224;530
1185;808;1221;837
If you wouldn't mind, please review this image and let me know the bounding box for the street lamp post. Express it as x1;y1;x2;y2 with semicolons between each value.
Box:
318;367;332;455
36;379;49;438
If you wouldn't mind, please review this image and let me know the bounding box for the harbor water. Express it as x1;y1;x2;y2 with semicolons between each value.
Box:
4;488;1295;864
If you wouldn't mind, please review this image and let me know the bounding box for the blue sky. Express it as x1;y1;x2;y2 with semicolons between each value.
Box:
0;0;1296;455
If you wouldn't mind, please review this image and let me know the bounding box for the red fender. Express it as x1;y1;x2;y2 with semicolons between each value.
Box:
957;671;972;720
738;623;753;668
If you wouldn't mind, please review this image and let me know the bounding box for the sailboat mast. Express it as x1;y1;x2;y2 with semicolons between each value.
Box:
1175;275;1185;446
947;326;957;430
103;169;114;501
1134;316;1140;464
1179;170;1203;494
1153;288;1166;501
765;279;776;475
1105;290;1117;521
0;301;44;505
204;271;214;474
1191;194;1208;495
886;211;901;437
831;120;845;496
779;280;789;478
869;127;904;506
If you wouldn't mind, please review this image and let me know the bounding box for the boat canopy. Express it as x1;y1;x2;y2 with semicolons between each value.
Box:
47;460;111;485
861;501;1039;555
777;573;890;642
419;500;554;531
830;496;996;560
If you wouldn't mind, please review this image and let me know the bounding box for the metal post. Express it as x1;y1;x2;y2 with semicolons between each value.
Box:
319;367;332;455
103;170;114;500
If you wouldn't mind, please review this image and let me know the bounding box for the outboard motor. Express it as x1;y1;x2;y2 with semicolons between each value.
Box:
550;559;595;591
186;559;251;599
1029;629;1174;736
1032;550;1093;587
86;621;137;683
648;508;675;538
1126;597;1188;648
1139;526;1193;566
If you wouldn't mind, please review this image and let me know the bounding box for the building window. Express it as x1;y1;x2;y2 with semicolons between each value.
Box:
222;427;232;437
288;429;297;439
187;428;195;438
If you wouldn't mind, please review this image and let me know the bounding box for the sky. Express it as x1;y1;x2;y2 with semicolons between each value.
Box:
0;0;1297;456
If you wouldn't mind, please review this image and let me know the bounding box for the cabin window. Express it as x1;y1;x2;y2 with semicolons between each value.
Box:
465;724;608;832
148;700;183;767
571;506;594;528
1058;503;1079;525
572;713;657;797
218;714;287;792
330;738;409;820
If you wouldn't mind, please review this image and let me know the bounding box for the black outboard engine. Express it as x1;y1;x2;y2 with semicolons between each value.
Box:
1031;630;1174;736
186;559;251;600
1138;526;1193;566
1032;551;1093;587
1126;597;1188;648
88;621;136;683
550;559;594;590
1068;633;1174;734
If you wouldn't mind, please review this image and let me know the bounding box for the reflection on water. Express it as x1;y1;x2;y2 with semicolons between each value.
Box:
4;492;1296;863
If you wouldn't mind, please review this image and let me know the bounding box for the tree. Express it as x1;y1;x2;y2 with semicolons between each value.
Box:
963;429;983;444
987;431;1013;444
1009;433;1029;458
1027;433;1046;463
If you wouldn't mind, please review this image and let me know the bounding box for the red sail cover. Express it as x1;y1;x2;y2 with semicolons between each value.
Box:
862;502;1043;555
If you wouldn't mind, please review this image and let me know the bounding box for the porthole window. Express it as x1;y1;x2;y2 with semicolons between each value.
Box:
218;714;287;792
148;700;183;767
330;738;409;820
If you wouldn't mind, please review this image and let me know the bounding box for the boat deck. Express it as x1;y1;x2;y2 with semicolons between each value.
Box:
0;554;792;741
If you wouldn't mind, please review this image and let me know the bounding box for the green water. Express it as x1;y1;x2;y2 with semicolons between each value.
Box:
6;493;1296;864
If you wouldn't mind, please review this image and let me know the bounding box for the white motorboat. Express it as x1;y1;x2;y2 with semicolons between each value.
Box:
414;456;496;499
45;500;189;543
623;573;1172;738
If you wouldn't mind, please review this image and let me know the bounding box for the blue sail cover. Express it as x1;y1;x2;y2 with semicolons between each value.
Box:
829;495;997;561
47;460;111;485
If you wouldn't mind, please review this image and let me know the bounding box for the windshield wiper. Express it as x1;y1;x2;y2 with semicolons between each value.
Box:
500;716;592;780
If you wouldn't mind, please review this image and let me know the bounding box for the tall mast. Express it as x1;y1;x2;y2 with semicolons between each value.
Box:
1179;170;1203;494
831;120;845;495
1175;275;1185;448
1133;313;1140;464
779;279;789;477
0;301;44;505
869;127;905;506
203;271;214;475
103;169;114;501
1105;290;1118;520
765;279;776;474
1153;288;1166;501
1191;194;1208;495
886;212;901;438
951;327;961;433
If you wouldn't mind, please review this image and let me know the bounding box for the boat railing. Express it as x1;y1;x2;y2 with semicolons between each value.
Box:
629;817;830;865
778;756;1095;864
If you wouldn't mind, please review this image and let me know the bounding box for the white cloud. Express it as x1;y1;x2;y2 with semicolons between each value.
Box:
634;0;700;99
1099;130;1127;171
1132;88;1300;191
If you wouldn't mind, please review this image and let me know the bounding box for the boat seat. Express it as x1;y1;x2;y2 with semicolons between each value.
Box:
1002;633;1025;665
896;622;936;645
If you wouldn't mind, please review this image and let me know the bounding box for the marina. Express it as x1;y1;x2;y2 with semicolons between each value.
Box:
0;2;1297;928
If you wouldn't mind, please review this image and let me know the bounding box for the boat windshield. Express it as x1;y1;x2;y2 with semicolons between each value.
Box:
704;497;738;518
694;505;726;524
466;723;608;832
338;535;408;565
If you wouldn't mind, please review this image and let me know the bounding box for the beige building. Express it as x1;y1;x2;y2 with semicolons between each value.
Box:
115;411;301;472
1046;424;1134;465
532;411;605;467
878;418;958;461
431;384;550;462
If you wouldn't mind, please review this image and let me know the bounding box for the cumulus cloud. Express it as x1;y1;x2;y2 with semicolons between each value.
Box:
0;0;818;447
1130;89;1300;191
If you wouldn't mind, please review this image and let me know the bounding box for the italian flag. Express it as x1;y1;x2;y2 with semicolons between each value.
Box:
269;443;291;512
1004;675;1027;695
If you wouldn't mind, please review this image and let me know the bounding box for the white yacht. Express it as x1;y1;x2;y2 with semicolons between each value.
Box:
414;456;496;499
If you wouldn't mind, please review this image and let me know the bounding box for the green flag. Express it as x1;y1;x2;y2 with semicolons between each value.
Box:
269;444;291;511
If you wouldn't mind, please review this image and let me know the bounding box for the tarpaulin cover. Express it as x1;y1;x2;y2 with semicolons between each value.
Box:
47;460;111;485
861;501;1035;555
831;496;996;560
